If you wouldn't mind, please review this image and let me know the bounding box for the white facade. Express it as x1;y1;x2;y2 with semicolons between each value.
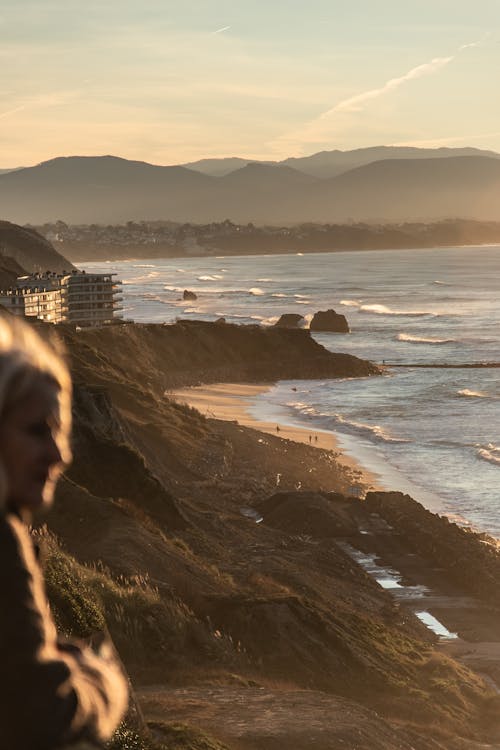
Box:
0;270;122;327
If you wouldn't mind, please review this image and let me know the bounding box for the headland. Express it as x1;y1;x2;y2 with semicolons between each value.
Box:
35;319;500;749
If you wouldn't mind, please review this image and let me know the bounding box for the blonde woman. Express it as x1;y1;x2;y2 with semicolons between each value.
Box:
0;316;127;749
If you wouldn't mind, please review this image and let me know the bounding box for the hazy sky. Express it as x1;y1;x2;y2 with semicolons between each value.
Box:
2;0;500;166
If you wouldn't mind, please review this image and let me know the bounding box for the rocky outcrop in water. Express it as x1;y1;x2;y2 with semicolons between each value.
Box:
183;289;197;300
364;491;500;605
310;309;350;332
273;313;304;328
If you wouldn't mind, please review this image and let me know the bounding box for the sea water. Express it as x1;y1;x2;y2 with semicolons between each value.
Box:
84;246;500;536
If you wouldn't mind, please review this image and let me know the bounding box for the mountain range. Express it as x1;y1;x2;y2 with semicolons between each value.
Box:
1;146;500;225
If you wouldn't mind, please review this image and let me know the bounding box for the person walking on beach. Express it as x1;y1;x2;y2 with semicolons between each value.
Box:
0;316;128;749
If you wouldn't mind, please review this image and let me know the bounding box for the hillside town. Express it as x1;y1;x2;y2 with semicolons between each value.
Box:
32;218;500;262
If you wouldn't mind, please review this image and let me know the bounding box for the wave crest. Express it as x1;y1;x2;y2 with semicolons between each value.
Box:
477;443;500;465
360;304;433;317
396;333;454;345
458;389;490;399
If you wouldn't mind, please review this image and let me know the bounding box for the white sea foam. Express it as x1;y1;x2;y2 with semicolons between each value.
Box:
333;414;409;443
340;299;361;307
140;293;168;304
396;333;454;344
164;285;185;293
271;293;288;298
477;444;500;465
132;264;156;268
249;287;265;296
458;389;490;399
261;316;280;326
198;275;221;281
257;278;273;282
360;304;432;317
284;402;408;443
123;273;159;284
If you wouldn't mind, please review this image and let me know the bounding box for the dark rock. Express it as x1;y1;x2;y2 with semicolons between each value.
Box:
273;313;304;328
215;317;226;324
310;309;349;333
183;289;197;300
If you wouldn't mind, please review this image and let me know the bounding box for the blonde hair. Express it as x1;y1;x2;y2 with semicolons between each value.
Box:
0;315;72;475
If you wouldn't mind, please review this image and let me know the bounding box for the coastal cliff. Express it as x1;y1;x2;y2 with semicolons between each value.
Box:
39;321;500;749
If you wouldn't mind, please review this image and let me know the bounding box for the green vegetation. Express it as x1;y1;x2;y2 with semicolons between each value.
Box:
107;722;228;750
39;528;211;671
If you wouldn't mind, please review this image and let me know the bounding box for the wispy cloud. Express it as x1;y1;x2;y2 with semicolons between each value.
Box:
0;88;85;122
459;33;490;51
0;103;29;121
392;130;500;148
269;37;488;156
212;25;231;35
331;57;453;114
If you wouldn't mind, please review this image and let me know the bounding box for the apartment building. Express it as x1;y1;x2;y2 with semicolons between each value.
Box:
0;270;122;326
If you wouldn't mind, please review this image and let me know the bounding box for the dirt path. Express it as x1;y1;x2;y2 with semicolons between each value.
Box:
139;685;449;750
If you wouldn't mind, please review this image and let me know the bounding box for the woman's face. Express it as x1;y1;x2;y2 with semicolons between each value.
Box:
0;379;64;515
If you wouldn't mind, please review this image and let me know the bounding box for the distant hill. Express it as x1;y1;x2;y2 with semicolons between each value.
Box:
280;145;500;178
0;220;74;275
0;155;214;224
297;155;500;222
2;151;500;224
183;156;272;176
183;145;500;179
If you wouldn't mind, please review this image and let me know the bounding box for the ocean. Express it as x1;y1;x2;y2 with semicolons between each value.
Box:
85;246;500;536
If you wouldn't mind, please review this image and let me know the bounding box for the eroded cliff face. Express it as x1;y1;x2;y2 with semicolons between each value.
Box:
61;319;380;392
40;322;499;748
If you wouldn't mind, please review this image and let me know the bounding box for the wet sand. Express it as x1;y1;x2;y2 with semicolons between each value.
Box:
169;383;381;491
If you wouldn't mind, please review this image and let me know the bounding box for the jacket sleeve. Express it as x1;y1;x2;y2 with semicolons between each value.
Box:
0;513;128;750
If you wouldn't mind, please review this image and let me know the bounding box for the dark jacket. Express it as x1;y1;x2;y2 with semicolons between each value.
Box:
0;513;128;749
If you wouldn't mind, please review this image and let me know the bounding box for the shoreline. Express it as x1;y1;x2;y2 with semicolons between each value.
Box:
169;382;382;492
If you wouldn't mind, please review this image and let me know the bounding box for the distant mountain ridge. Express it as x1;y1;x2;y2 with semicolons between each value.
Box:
1;148;500;224
183;145;500;178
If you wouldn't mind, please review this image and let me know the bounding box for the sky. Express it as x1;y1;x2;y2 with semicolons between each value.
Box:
2;0;500;167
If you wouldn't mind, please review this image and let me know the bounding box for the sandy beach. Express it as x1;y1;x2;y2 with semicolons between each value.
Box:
169;382;381;491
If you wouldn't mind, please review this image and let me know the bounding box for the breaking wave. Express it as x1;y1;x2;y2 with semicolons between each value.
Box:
198;274;223;281
284;402;408;444
457;389;491;399
360;304;433;317
332;414;410;443
396;333;454;345
164;285;186;293
477;444;500;466
261;316;280;326
249;287;265;296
